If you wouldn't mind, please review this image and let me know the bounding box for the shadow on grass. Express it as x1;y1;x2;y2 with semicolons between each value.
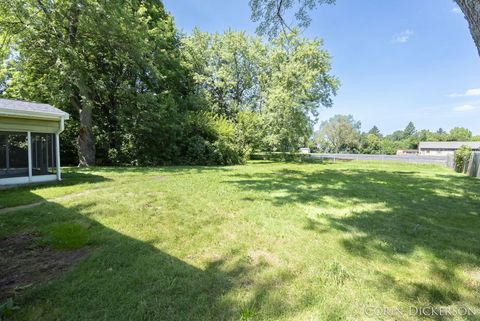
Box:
0;173;112;209
0;190;302;320
1;201;227;320
226;167;480;308
3;165;479;319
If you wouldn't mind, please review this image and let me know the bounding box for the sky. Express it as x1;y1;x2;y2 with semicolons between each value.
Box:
163;0;480;135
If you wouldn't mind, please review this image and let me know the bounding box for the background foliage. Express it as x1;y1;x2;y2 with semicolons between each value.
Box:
454;145;472;172
314;114;480;154
0;1;338;166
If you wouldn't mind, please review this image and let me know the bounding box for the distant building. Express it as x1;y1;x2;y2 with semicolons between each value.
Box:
418;141;480;156
396;150;418;156
299;147;310;154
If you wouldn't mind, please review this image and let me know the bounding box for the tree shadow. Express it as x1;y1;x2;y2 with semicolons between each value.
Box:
3;166;479;319
225;167;480;309
1;201;231;319
0;188;306;320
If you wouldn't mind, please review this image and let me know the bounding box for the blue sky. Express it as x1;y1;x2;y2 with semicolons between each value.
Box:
164;0;480;135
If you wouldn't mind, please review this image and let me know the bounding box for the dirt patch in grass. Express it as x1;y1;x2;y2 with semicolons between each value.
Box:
248;249;281;267
0;233;89;300
468;271;480;282
466;270;480;291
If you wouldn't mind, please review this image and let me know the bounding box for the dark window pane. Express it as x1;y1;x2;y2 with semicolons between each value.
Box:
0;131;29;178
31;133;56;176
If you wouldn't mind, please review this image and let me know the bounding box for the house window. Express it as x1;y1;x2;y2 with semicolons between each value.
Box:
31;133;56;176
0;131;29;178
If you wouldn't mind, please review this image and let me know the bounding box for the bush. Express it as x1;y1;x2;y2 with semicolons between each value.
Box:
211;117;246;165
454;145;472;173
181;112;247;165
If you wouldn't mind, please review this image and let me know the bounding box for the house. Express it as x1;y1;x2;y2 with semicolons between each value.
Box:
299;147;310;154
0;99;69;186
396;149;418;156
418;141;480;156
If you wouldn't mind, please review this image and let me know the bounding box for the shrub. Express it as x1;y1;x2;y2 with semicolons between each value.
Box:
182;112;246;165
211;117;246;165
454;145;472;173
183;135;214;165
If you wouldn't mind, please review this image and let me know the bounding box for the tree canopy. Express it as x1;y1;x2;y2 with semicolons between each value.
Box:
1;3;339;165
4;1;474;166
315;114;361;153
183;29;339;153
1;0;192;166
249;0;335;38
368;126;381;137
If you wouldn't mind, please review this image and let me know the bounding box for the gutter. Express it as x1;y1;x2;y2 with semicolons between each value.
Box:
0;108;70;121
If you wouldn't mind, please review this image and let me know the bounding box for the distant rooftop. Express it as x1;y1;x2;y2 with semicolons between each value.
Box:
419;141;480;150
0;98;69;119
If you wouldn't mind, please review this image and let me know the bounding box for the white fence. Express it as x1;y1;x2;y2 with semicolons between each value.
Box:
309;153;447;165
466;152;480;178
446;152;480;178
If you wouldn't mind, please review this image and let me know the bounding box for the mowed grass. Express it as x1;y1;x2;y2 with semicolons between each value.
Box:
1;160;479;321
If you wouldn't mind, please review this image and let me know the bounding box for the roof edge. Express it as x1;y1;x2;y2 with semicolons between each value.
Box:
0;107;69;120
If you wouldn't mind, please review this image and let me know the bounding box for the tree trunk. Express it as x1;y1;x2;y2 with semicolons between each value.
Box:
77;104;96;166
456;0;480;57
67;3;95;166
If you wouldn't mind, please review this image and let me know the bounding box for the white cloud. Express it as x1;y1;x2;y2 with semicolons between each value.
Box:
392;29;414;44
448;93;462;98
465;88;480;96
451;6;462;14
448;88;480;97
453;104;477;112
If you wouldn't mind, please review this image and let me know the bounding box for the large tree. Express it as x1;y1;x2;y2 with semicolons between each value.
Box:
249;0;480;56
261;31;339;151
404;121;417;137
182;29;265;119
0;0;189;166
183;29;339;153
315;114;361;153
368;125;382;137
448;127;473;141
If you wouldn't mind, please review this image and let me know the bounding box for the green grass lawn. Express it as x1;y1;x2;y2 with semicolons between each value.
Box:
1;160;479;321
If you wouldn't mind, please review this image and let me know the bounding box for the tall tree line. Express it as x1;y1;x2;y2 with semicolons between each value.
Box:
315;115;480;154
0;1;338;166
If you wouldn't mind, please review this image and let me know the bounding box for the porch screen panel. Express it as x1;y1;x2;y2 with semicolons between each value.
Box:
31;133;56;176
0;131;29;178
